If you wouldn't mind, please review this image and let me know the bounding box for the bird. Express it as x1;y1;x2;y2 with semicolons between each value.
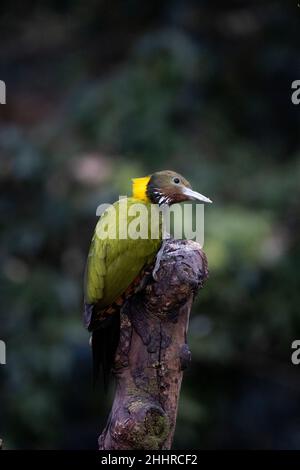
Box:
83;170;212;387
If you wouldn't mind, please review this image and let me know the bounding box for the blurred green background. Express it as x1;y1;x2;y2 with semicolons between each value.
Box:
1;0;300;449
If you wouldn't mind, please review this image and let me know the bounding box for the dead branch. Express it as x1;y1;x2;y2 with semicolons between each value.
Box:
99;239;208;450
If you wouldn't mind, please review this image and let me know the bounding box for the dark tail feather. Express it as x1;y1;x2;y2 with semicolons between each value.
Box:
91;313;120;390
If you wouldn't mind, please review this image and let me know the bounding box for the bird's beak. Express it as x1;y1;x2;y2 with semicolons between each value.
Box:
182;187;213;204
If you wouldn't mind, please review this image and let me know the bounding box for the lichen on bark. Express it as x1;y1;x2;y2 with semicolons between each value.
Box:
99;239;208;450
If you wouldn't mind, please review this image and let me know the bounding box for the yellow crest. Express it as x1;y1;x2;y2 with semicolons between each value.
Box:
132;176;151;202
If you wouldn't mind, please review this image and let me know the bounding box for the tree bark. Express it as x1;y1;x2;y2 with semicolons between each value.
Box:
99;239;208;450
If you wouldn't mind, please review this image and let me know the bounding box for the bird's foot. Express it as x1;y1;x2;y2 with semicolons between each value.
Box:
152;240;167;281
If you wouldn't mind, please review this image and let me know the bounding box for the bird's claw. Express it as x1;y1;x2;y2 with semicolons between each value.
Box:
152;268;159;282
152;240;166;281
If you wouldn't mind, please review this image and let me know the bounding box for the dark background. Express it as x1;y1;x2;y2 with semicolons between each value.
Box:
0;0;300;449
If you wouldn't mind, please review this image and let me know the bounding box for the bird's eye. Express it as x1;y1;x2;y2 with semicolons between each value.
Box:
173;177;180;184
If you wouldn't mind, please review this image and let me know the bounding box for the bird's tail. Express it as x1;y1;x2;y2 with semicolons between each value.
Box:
91;313;120;390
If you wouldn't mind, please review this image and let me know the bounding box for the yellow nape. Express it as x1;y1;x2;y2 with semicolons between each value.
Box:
132;176;151;202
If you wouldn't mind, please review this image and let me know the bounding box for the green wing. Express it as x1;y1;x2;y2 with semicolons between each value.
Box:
84;198;161;386
84;198;161;312
84;231;107;305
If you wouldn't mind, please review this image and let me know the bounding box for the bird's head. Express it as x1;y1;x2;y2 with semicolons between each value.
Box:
132;170;212;205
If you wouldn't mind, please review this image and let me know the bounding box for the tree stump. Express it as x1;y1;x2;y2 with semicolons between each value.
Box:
99;239;208;450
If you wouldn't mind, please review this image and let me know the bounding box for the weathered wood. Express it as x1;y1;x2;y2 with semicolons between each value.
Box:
99;239;208;450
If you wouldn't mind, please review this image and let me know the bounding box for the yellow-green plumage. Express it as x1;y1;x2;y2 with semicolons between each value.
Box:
85;197;161;310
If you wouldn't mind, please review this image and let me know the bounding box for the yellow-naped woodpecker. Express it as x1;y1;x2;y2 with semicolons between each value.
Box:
83;170;212;385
